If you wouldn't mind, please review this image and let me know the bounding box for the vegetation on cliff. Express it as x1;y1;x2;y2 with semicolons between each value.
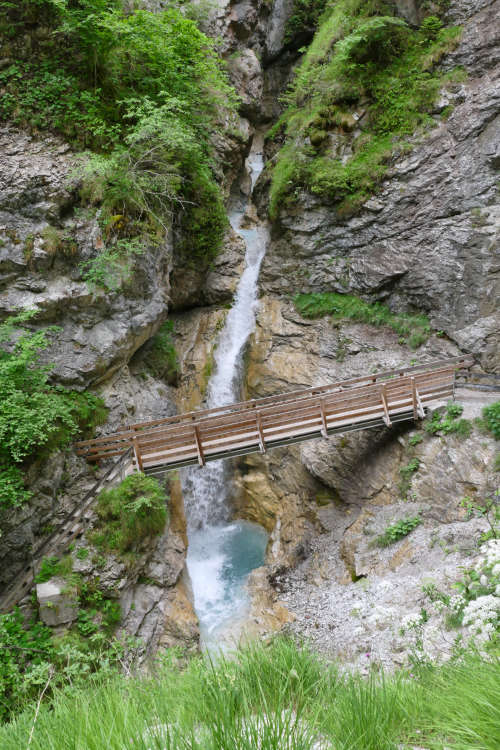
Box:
90;473;168;561
0;0;237;264
269;0;463;217
294;292;431;348
142;320;180;385
0;312;107;509
0;638;499;748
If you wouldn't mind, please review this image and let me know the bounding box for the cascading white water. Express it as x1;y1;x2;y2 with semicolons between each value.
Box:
182;135;269;648
182;137;267;530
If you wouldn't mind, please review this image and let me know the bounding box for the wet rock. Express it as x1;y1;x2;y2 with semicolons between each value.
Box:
159;577;200;653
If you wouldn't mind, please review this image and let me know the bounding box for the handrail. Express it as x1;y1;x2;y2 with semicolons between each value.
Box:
75;357;472;469
76;357;473;453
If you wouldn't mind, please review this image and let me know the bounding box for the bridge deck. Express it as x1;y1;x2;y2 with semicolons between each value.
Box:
76;356;472;476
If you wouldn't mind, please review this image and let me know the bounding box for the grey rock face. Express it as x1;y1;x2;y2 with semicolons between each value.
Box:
36;579;78;626
260;0;500;370
266;0;295;59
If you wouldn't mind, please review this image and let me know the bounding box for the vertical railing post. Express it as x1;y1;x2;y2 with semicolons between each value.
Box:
411;377;425;419
193;425;205;467
132;435;143;472
381;384;392;427
319;399;329;438
411;377;418;422
255;412;267;453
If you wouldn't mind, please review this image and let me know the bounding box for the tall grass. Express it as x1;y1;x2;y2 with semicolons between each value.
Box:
0;639;498;749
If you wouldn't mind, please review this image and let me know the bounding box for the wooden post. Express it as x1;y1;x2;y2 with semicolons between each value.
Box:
319;399;329;438
381;384;392;427
255;412;267;453
193;425;205;467
411;377;418;422
411;378;425;419
132;436;143;472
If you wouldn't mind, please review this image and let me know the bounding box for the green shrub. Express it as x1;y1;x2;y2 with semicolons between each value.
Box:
425;401;472;439
41;225;77;257
420;15;443;41
79;238;143;292
399;458;420;496
0;605;129;724
284;0;329;44
90;473;168;558
376;515;422;546
35;555;73;584
482;401;500;440
0;312;107;509
143;320;179;385
294;292;431;347
408;433;423;447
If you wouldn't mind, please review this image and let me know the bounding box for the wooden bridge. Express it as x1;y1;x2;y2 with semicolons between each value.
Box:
76;356;472;477
0;356;473;613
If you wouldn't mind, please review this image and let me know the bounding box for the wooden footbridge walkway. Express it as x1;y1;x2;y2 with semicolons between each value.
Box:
76;356;472;477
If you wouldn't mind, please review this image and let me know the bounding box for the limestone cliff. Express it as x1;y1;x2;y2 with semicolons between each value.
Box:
0;0;498;664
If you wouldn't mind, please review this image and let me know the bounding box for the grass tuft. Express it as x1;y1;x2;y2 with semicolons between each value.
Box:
0;639;499;749
294;292;431;348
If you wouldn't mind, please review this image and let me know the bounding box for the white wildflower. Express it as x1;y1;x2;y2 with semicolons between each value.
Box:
401;613;421;630
483;539;500;567
449;594;465;613
462;595;500;644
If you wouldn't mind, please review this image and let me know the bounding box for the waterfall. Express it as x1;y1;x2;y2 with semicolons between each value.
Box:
181;134;269;648
182;135;268;529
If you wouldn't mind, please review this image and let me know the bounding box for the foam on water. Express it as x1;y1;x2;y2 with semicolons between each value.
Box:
187;521;268;648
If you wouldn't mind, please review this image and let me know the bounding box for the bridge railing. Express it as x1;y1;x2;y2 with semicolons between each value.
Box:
75;356;472;472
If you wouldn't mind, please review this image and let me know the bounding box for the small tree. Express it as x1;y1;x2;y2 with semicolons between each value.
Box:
0;311;106;508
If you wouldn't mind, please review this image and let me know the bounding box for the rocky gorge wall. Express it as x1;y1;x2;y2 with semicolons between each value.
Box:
0;0;498;664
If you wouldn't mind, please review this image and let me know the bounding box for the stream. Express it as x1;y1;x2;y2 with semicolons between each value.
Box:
182;135;270;650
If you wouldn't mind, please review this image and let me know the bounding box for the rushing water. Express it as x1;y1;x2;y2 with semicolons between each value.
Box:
182;135;269;647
